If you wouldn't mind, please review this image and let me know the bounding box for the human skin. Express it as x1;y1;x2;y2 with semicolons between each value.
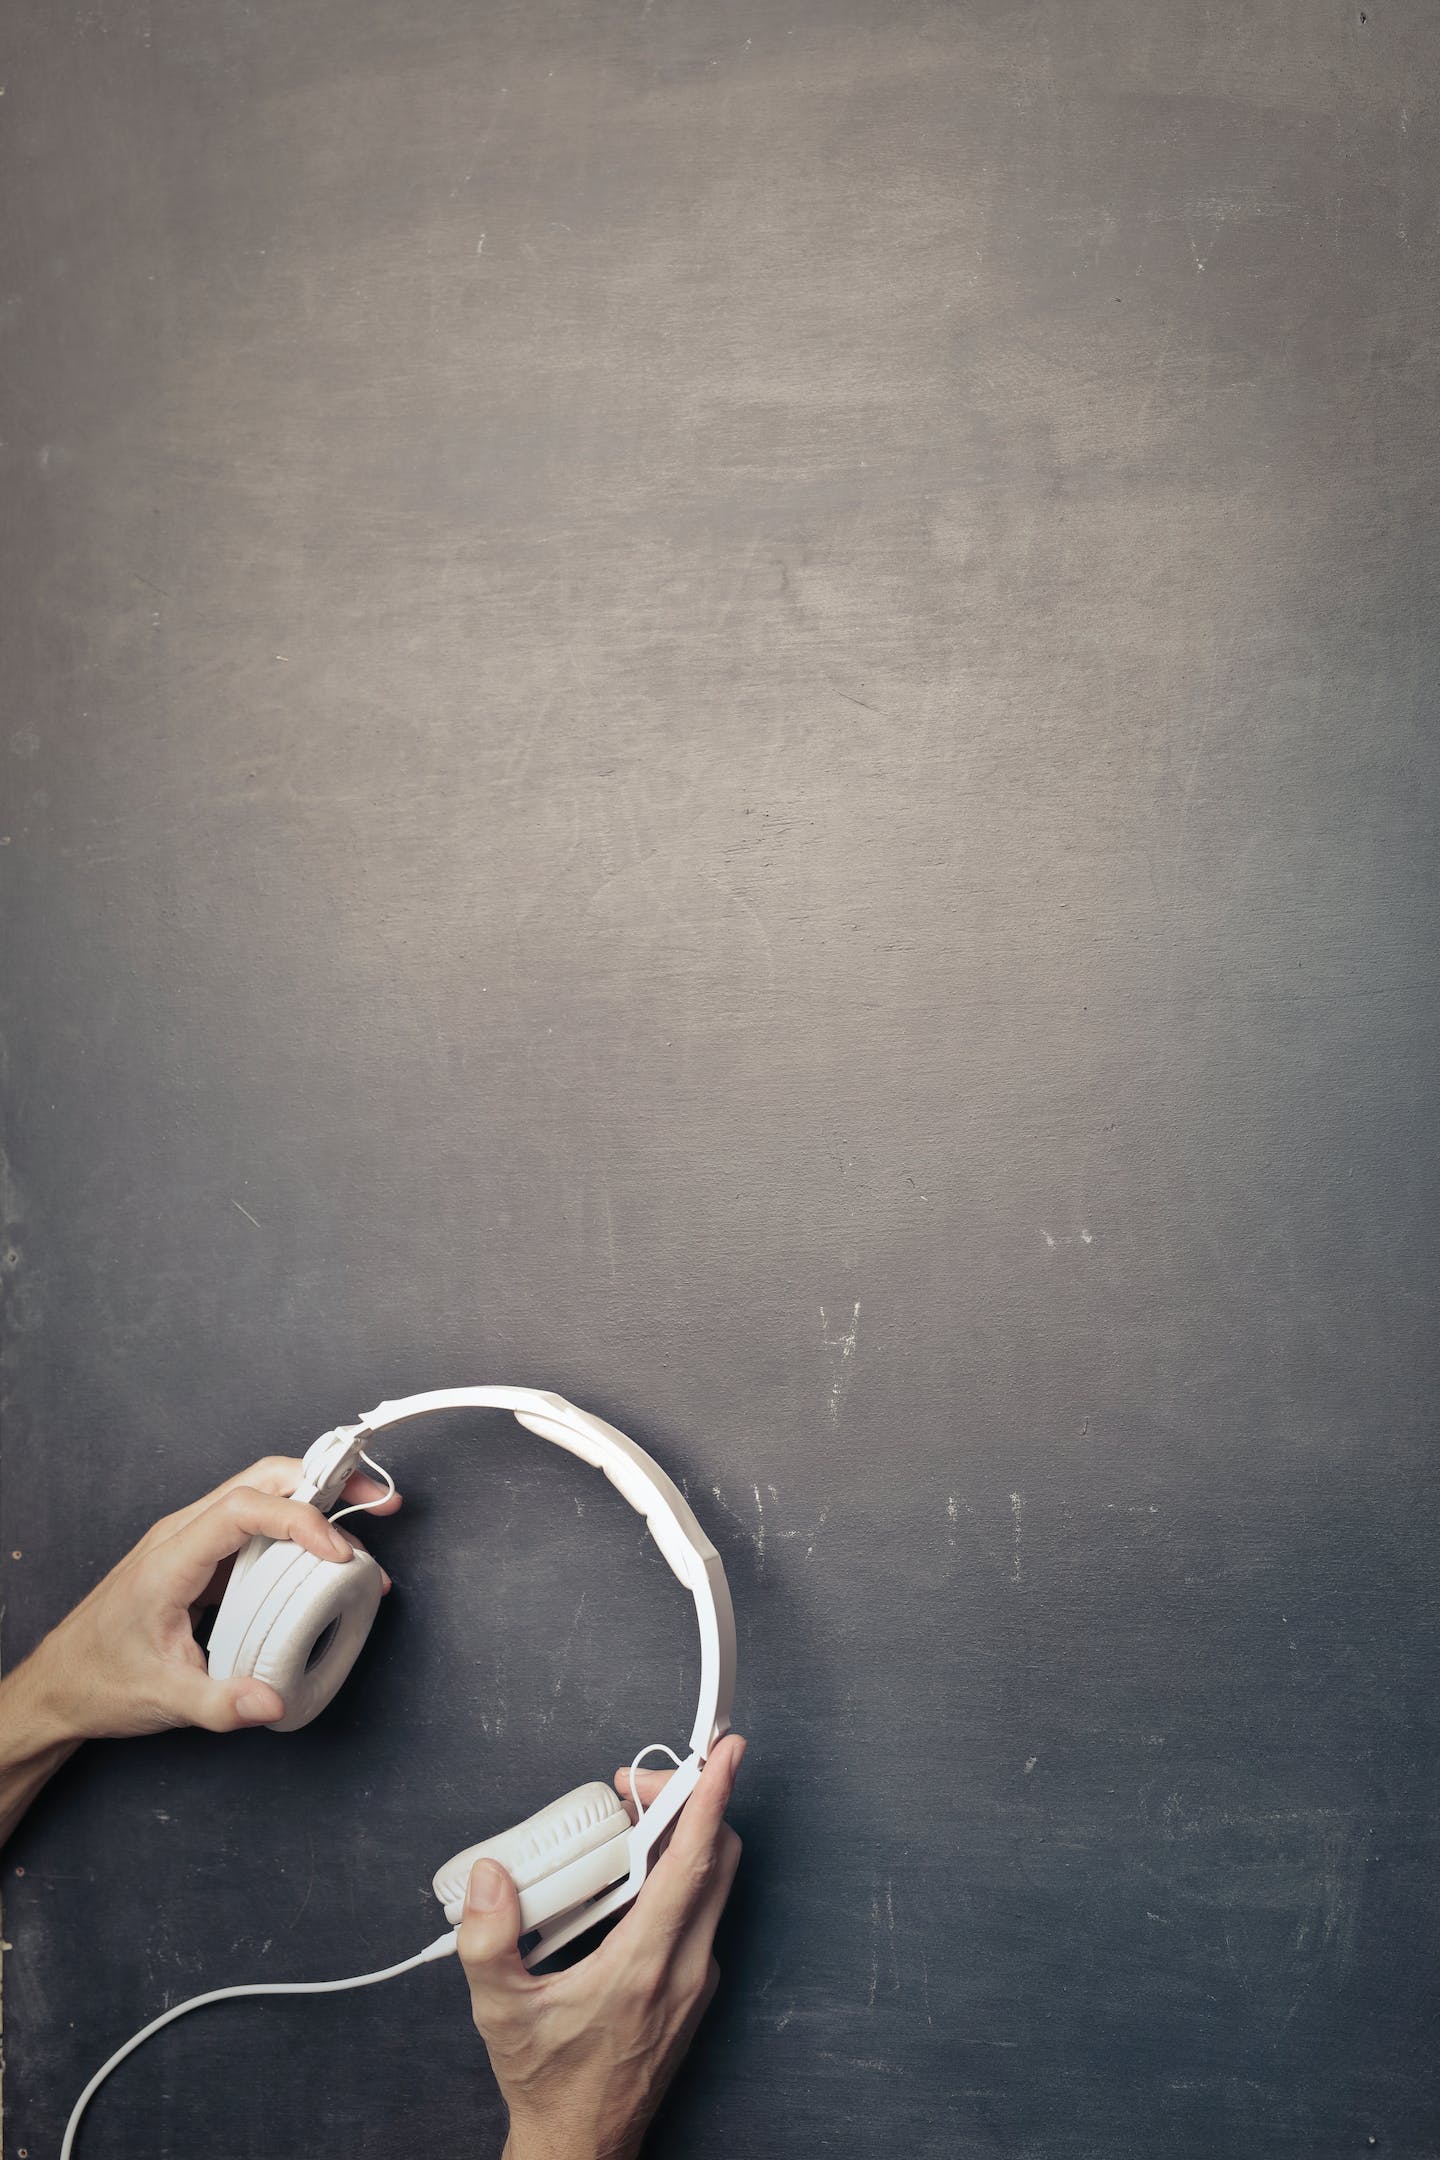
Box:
0;1454;400;1845
460;1734;747;2160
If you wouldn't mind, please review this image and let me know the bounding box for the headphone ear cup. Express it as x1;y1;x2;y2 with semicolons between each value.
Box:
432;1781;631;1924
215;1542;383;1733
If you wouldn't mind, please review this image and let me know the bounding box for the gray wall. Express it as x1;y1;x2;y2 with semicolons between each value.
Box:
3;2;1438;2155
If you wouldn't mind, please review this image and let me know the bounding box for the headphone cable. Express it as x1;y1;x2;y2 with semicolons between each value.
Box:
627;1742;685;1822
61;1930;457;2159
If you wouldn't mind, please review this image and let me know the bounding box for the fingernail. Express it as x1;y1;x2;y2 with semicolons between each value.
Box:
236;1688;279;1722
327;1532;351;1561
466;1860;505;1913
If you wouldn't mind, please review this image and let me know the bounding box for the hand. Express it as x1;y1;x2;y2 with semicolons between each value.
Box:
459;1733;746;2160
5;1455;402;1746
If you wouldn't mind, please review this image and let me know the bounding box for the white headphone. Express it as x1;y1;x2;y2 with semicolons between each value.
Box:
62;1388;737;2157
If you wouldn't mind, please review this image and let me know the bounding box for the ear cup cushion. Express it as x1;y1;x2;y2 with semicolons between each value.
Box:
432;1781;629;1911
234;1546;383;1733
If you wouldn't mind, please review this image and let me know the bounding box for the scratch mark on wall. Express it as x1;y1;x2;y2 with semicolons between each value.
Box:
1010;1492;1024;1584
711;1483;766;1574
867;1876;901;2011
820;1300;861;1425
553;1591;588;1694
802;1501;830;1562
232;1200;261;1228
286;1831;317;1930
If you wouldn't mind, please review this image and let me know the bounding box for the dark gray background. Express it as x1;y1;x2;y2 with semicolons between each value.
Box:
2;1;1438;2154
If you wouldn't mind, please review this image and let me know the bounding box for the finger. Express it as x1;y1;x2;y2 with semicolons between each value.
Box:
158;1663;287;1733
212;1456;305;1500
601;1820;741;1990
338;1469;403;1515
189;1553;239;1617
181;1468;405;1607
613;1736;746;1944
138;1460;404;1558
133;1457;307;1553
456;1860;536;2030
335;1526;392;1594
153;1488;354;1606
615;1765;677;1823
661;1734;745;1866
621;1817;742;1969
188;1516;388;1661
187;1479;330;1607
688;1822;743;1942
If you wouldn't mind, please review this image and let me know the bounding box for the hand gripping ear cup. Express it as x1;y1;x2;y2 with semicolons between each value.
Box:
433;1781;630;1924
223;1541;384;1733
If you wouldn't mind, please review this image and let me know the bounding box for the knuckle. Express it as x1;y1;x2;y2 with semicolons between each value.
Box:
469;2000;506;2044
249;1455;295;1487
145;1690;194;1734
471;1995;522;2040
617;1946;666;2005
686;1849;717;1895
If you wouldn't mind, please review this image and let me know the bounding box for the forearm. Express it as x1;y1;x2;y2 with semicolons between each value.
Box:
0;1644;82;1848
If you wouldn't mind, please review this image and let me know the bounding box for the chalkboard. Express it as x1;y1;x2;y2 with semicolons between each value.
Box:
3;1;1439;2155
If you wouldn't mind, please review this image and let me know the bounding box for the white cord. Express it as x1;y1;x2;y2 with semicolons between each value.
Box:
627;1742;684;1823
328;1449;397;1529
60;1930;456;2159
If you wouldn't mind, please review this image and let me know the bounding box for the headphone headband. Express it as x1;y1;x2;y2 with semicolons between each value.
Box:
305;1387;736;1760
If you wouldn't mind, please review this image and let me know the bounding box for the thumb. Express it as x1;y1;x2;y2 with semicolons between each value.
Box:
165;1666;286;1732
457;1860;530;2026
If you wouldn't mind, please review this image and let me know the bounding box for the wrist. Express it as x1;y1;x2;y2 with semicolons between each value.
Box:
1;1638;89;1755
504;2122;641;2160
